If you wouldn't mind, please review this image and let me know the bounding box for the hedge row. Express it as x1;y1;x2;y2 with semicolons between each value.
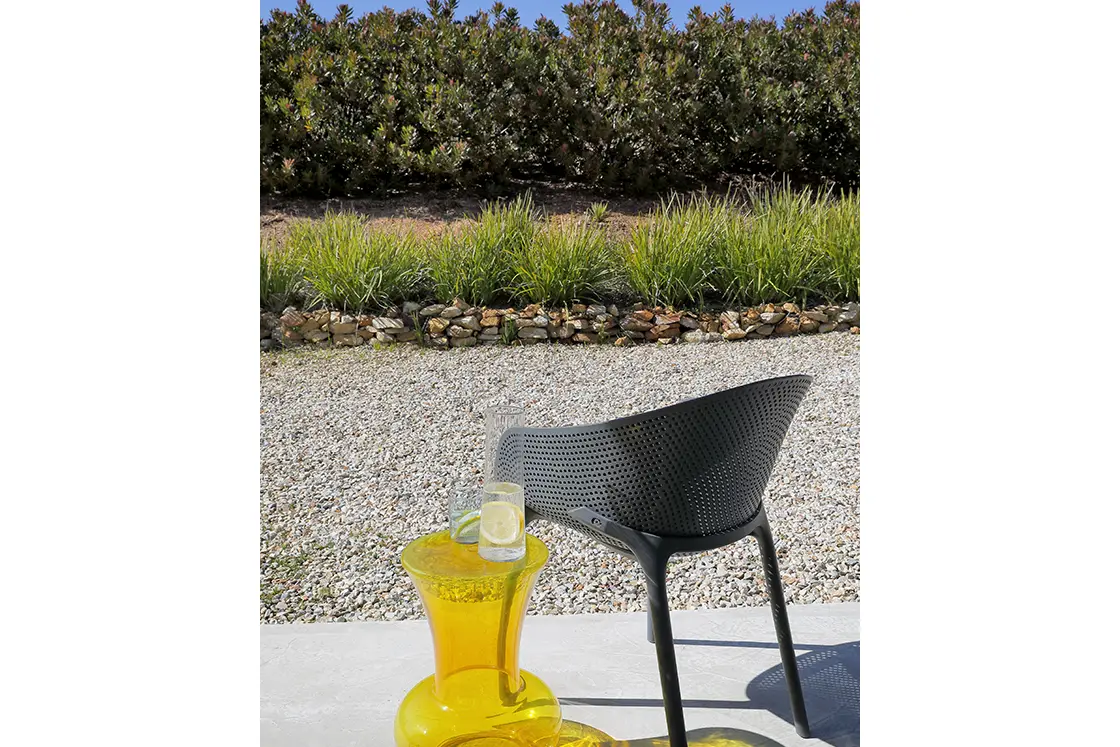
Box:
261;0;860;196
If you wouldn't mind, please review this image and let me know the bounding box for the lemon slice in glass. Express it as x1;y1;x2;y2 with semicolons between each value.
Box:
480;501;524;545
450;510;480;542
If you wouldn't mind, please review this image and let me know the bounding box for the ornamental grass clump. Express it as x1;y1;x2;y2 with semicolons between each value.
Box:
717;184;824;306
263;185;859;314
622;193;735;308
812;189;860;301
428;194;538;306
586;202;610;224
508;221;615;305
260;238;306;311
288;212;426;312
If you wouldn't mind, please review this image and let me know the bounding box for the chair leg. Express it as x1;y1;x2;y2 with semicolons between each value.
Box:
642;555;688;747
647;607;655;643
754;521;811;738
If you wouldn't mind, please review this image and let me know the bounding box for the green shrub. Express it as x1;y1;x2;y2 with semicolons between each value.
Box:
508;221;615;305
260;238;305;311
717;184;824;306
288;213;425;311
428;194;538;305
622;194;733;307
260;1;860;196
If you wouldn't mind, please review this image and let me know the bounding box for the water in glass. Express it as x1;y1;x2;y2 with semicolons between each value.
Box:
478;482;525;562
448;487;480;544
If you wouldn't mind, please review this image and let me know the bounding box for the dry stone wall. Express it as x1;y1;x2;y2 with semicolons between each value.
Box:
260;301;860;351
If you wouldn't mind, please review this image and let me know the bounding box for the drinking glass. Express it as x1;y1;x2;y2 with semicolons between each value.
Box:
478;482;526;562
484;405;525;485
449;487;481;544
479;405;526;562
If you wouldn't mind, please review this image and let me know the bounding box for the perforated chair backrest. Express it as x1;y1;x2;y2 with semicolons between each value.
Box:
495;375;812;551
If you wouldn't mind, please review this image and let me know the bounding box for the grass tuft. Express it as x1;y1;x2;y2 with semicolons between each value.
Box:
286;212;426;312
508;221;615;305
428;194;538;305
622;193;734;308
586;202;610;224
813;189;860;301
260;238;305;311
717;184;823;306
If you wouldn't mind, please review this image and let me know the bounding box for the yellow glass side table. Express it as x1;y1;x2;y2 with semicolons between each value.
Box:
394;530;562;747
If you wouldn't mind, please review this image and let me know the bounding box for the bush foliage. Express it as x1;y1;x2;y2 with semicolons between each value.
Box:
261;0;860;196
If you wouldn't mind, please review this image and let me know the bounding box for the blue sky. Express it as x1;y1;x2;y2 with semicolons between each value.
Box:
260;1;823;29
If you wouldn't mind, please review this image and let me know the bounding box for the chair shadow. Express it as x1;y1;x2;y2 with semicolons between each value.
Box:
741;640;859;747
554;721;788;746
559;640;860;747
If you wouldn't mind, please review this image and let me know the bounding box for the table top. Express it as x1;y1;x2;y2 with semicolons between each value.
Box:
401;530;548;583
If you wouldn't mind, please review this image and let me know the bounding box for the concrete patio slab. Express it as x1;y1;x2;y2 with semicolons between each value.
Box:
261;602;859;746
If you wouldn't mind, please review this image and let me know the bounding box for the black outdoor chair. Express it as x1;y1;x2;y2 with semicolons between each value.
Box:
494;375;814;745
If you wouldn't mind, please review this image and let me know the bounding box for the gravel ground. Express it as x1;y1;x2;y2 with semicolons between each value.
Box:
260;334;859;623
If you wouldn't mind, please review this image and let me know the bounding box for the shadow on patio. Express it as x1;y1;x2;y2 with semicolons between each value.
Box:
554;722;788;746
559;639;860;747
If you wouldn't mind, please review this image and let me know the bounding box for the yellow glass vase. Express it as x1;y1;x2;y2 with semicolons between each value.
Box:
395;531;561;747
